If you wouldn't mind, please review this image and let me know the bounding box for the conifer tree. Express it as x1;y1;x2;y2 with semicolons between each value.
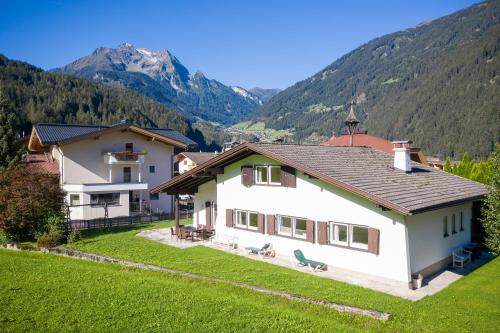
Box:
481;144;500;254
0;87;23;170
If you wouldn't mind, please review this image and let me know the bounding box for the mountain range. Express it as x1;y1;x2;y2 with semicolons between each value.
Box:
249;0;500;158
53;43;280;125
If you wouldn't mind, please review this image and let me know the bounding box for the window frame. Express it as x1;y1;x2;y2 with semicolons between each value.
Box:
69;194;80;206
277;215;293;237
459;212;464;231
350;224;369;250
149;165;156;173
254;165;282;186
452;214;457;234
90;193;120;206
149;193;159;200
277;215;307;239
330;222;349;246
234;209;259;231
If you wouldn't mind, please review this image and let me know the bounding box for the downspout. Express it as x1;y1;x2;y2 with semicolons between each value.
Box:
56;146;64;186
403;216;413;286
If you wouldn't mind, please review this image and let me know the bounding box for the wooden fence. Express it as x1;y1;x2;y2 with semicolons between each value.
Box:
67;212;192;231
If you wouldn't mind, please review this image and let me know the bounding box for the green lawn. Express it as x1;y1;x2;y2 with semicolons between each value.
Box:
2;221;499;332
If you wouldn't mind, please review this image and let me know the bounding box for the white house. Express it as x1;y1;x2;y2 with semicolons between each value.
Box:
27;123;195;220
152;142;487;286
176;152;218;174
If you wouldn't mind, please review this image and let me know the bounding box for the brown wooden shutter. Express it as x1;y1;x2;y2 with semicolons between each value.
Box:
241;166;254;186
368;228;380;255
266;214;276;235
205;202;212;227
257;213;265;234
226;209;233;228
280;166;296;188
306;220;315;243
317;221;328;245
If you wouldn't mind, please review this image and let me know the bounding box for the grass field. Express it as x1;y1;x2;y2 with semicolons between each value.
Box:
1;221;499;332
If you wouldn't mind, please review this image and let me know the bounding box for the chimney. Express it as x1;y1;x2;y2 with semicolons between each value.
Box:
392;140;412;172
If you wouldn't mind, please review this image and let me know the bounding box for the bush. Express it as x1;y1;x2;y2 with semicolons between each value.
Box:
67;229;82;244
36;214;66;248
36;231;62;248
0;229;10;245
481;144;500;255
0;166;65;241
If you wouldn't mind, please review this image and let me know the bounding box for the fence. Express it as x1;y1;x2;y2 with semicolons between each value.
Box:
67;212;192;231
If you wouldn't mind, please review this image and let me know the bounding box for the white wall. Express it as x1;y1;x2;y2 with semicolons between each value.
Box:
56;130;175;217
194;154;411;282
178;156;197;174
193;181;217;227
406;203;472;274
66;190;130;219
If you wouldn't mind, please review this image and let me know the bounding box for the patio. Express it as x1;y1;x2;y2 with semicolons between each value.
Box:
137;227;492;301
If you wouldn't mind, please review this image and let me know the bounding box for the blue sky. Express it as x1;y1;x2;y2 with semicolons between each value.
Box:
0;0;479;89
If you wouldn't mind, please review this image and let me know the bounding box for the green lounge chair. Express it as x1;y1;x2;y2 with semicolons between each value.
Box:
292;249;327;272
244;243;274;259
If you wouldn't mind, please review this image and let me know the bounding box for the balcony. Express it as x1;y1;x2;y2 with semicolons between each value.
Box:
103;151;146;165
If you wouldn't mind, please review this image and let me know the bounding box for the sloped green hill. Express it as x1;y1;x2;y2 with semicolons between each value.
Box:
0;54;188;135
250;0;500;158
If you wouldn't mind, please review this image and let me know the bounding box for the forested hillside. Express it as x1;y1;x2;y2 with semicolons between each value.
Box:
250;0;500;158
0;54;188;136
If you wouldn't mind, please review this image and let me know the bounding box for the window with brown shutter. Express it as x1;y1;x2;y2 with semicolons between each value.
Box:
257;213;265;234
226;209;233;227
266;214;276;235
306;220;315;243
367;228;380;255
241;166;254;186
317;221;328;245
280;166;296;188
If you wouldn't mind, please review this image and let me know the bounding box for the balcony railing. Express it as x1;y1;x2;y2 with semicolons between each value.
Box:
103;151;146;164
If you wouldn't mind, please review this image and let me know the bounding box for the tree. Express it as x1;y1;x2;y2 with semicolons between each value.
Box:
0;166;65;241
443;157;452;173
481;144;500;255
0;87;23;169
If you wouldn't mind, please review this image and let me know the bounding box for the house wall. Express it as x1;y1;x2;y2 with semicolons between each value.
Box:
193;154;411;283
178;156;197;174
406;203;472;276
66;190;130;219
56;130;175;217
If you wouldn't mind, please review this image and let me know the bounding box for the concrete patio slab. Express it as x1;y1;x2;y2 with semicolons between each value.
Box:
137;228;492;301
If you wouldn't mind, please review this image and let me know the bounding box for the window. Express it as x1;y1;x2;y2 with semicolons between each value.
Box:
149;193;159;200
443;216;449;238
125;143;133;152
123;167;131;183
294;218;307;238
330;223;348;246
183;160;188;165
278;215;307;239
234;210;259;230
149;165;156;173
249;212;258;230
452;214;456;234
90;193;120;206
460;212;464;231
70;194;80;206
235;210;248;228
350;225;369;249
255;166;268;184
254;165;281;185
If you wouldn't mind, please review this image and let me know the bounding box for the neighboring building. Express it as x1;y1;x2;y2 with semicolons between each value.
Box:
325;106;428;165
152;141;487;286
27;123;195;219
177;152;218;174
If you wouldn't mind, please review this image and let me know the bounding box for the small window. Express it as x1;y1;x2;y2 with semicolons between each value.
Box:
294;218;307;239
330;223;348;246
236;210;247;227
123;167;131;183
255;166;268;184
249;212;258;230
460;212;464;231
443;216;449;238
149;193;159;200
452;214;456;234
149;165;156;173
278;216;293;236
350;225;369;249
183;160;188;165
125;142;133;152
70;194;80;206
269;166;281;185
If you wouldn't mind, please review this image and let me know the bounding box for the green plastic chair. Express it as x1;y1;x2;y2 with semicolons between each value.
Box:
293;249;327;272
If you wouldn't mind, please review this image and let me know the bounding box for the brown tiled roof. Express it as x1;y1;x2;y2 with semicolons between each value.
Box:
25;153;59;175
178;152;218;165
152;143;487;215
325;133;395;154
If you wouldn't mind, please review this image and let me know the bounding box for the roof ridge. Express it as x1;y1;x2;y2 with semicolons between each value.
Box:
36;123;111;128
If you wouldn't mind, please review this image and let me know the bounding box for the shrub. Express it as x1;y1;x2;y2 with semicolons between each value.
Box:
0;166;65;241
36;231;62;248
67;229;82;244
0;229;10;245
481;144;500;255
